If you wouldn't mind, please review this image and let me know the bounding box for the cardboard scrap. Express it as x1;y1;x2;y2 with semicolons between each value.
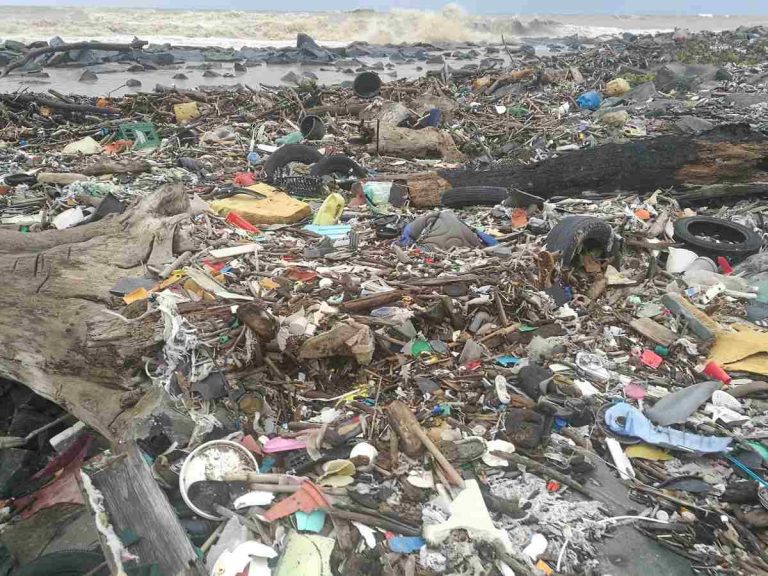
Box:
709;324;768;376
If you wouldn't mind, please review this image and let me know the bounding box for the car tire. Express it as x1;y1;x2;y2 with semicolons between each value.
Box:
674;216;762;262
264;144;323;179
546;215;615;267
309;155;367;178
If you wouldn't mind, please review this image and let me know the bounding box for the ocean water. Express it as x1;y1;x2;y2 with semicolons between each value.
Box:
2;6;767;97
1;5;767;48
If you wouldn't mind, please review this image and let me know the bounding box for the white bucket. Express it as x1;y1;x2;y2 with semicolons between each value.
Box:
179;439;259;520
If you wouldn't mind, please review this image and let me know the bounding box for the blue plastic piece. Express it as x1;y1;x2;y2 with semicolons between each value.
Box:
417;108;442;128
303;224;352;240
496;355;520;367
576;90;603;110
604;402;732;453
247;151;262;165
259;456;276;473
295;510;326;532
388;536;426;553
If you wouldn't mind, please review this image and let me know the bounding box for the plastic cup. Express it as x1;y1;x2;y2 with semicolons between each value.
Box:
702;361;731;385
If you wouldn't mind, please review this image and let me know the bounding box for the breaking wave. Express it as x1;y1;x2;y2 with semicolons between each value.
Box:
0;4;623;46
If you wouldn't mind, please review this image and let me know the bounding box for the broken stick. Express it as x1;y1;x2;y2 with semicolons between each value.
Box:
386;400;465;488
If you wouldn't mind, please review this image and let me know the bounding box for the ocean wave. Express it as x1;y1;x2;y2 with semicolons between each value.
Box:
0;5;747;47
0;4;622;46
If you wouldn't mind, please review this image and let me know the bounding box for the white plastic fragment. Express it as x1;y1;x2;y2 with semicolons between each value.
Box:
605;437;635;481
53;206;86;229
494;375;511;404
351;521;377;549
523;533;548;561
482;439;515;467
212;541;277;576
423;479;513;553
712;390;743;412
233;491;276;509
350;442;379;472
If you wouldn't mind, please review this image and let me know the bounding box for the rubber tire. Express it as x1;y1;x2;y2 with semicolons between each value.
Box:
440;186;508;208
264;144;323;178
309;155;367;178
15;551;109;576
546;215;614;267
674;216;762;262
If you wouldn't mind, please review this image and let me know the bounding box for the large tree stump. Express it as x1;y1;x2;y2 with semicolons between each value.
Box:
0;185;195;442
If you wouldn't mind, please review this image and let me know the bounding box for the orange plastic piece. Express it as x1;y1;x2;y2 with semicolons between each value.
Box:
510;208;528;228
263;480;330;522
103;140;133;154
226;211;260;233
233;172;256;186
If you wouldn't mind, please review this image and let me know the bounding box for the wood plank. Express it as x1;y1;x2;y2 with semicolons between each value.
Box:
89;441;206;576
630;317;678;347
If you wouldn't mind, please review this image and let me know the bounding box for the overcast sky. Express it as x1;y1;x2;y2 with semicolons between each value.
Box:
2;0;765;14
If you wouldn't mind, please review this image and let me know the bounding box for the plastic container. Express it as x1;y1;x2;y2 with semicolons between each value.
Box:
666;247;698;273
300;115;326;140
313;192;345;225
353;72;382;99
179;440;259;520
686;256;718;273
362;181;394;207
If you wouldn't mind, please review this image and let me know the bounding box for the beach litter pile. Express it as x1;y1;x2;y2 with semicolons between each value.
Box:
1;26;768;576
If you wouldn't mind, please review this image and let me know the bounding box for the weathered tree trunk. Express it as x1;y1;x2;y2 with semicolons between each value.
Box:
0;185;195;442
379;124;768;206
367;125;465;162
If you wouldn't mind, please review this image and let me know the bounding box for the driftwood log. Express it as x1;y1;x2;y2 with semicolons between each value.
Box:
0;185;196;441
367;124;466;162
0;93;121;116
376;124;768;206
2;39;148;77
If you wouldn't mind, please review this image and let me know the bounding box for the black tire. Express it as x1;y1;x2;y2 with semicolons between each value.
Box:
309;155;367;178
264;144;323;178
15;551;109;576
546;215;614;267
440;186;508;208
674;216;762;262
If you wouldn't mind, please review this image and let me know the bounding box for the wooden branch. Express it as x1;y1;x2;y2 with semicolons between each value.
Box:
387;400;465;488
0;93;121;116
340;290;405;313
2;39;148;77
